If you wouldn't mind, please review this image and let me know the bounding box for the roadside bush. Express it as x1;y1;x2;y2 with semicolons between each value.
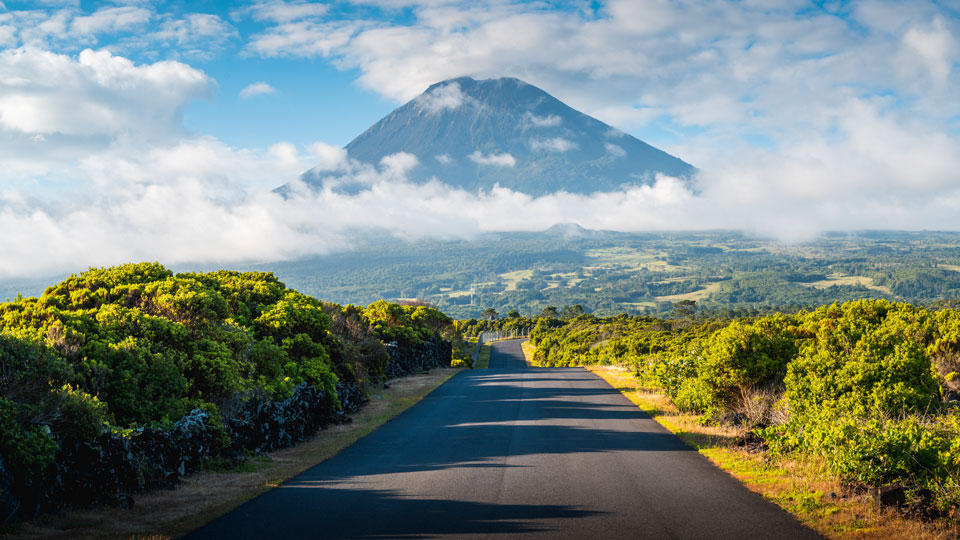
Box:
673;378;715;414
763;409;960;510
786;301;940;417
649;349;700;399
0;263;462;522
0;335;108;509
526;298;960;513
698;315;795;404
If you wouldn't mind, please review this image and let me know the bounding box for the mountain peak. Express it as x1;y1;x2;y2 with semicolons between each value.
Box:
545;222;590;237
301;77;695;196
426;76;526;89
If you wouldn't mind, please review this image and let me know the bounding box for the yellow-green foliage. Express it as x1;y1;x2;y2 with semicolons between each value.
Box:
0;263;466;524
786;300;941;416
0;263;461;432
1;263;463;431
363;301;453;346
531;299;960;509
696;314;797;408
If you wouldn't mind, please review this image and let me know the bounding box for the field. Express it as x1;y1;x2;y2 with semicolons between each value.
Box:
6;230;960;319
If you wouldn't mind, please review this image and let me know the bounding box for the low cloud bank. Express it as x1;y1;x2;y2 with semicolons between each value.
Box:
3;128;960;279
0;46;958;279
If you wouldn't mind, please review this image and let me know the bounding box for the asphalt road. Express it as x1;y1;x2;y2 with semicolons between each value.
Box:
186;339;822;539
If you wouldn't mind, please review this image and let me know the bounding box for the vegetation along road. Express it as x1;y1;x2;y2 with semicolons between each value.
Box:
186;339;822;539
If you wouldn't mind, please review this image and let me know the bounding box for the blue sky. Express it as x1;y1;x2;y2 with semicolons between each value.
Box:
0;0;958;277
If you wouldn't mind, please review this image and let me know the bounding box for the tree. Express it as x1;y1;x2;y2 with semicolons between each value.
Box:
562;304;585;319
482;308;498;321
540;306;559;319
507;309;520;319
672;300;696;319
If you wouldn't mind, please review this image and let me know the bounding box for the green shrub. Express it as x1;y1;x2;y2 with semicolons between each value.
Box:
0;397;58;491
55;384;109;440
673;378;715;414
763;409;960;510
786;301;940;417
0;264;462;455
698;315;796;407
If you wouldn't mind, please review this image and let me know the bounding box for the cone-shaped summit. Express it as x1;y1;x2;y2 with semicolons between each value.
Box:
302;77;695;196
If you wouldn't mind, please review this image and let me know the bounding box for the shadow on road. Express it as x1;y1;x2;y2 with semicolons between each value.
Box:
186;339;805;540
189;486;601;539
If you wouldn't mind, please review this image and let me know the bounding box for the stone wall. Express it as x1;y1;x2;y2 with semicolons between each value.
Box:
384;338;453;378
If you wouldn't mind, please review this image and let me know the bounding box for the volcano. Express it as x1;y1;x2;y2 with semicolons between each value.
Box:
299;77;695;196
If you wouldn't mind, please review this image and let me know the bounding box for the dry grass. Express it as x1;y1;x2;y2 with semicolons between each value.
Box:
3;368;461;540
586;365;959;540
520;340;536;366
656;281;724;303
797;273;893;294
498;269;534;291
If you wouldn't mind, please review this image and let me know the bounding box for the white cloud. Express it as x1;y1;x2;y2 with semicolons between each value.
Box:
144;13;237;59
530;137;577;152
468;150;515;167
0;24;15;48
524;112;562;128
380;151;419;175
243;1;331;23
605;143;625;157
415;81;472;113
308;141;348;171
246;20;360;57
240;81;277;98
0;47;210;139
0;7;237;59
71;7;152;36
435;153;453;164
898;17;958;88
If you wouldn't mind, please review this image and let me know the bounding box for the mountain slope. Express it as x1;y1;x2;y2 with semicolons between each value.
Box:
301;77;695;196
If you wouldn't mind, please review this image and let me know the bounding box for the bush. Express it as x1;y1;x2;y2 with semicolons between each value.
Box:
55;384;109;440
0;263;463;522
673;378;715;414
785;301;940;417
763;409;960;510
697;315;796;407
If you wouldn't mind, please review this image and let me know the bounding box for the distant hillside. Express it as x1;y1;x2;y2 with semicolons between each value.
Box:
216;229;960;319
299;77;695;196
